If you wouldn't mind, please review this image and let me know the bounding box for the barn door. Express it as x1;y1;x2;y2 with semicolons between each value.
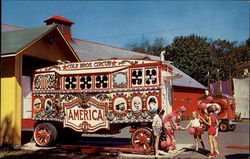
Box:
22;76;32;119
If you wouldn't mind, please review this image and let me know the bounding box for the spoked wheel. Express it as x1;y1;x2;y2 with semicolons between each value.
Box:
131;127;154;150
34;123;57;147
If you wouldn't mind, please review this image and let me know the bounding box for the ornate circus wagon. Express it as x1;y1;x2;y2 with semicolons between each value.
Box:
32;58;174;148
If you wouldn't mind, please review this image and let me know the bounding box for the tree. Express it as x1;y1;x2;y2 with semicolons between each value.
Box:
165;34;218;86
246;38;250;47
126;34;249;86
210;40;237;80
211;39;250;79
229;45;250;78
126;37;166;56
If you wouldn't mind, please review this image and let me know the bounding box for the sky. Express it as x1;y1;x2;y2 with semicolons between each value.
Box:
2;1;249;48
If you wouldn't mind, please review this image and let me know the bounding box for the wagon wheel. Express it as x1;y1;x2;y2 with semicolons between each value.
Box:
219;121;229;132
201;124;208;131
131;127;154;152
34;123;57;147
229;124;236;131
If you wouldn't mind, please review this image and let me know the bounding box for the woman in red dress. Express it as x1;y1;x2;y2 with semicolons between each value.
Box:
201;105;219;157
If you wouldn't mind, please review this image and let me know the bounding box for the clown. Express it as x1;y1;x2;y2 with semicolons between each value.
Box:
162;106;187;152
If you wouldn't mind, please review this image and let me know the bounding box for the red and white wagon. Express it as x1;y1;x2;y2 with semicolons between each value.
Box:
32;58;174;149
198;94;237;132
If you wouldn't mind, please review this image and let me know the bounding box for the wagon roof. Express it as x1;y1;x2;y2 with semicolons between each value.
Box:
34;58;163;73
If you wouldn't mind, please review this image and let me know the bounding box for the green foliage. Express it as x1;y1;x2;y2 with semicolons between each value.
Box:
126;37;166;56
126;35;249;86
246;38;250;47
165;35;219;85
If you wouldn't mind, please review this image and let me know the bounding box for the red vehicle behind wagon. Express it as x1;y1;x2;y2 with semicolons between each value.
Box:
198;94;237;132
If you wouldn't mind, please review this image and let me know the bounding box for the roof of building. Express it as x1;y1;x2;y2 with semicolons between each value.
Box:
44;15;74;24
69;38;160;61
172;66;207;89
1;25;56;56
1;23;207;89
1;24;25;32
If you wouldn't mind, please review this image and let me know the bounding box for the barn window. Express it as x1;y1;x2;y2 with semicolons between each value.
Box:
80;76;92;89
96;75;108;88
132;69;143;86
65;76;77;89
145;68;157;85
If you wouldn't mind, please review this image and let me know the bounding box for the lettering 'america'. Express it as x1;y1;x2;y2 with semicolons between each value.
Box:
68;109;103;121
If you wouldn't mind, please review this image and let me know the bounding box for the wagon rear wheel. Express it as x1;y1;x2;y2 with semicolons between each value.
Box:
34;123;57;147
201;124;208;131
229;124;236;131
219;121;229;132
131;127;154;151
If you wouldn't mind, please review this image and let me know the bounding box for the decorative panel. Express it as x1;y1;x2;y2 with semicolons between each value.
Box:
132;69;143;86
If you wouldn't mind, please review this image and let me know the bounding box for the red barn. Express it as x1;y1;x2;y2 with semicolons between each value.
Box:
172;68;207;119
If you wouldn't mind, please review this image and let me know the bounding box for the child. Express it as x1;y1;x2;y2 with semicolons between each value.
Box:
152;108;165;156
185;111;205;152
201;105;219;158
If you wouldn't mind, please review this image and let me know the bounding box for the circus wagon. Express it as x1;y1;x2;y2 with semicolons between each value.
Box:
31;58;175;149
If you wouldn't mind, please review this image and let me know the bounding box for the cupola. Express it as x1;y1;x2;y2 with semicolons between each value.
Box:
44;15;74;40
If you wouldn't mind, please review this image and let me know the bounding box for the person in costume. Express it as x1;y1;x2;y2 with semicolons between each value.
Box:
201;105;219;158
162;106;186;153
152;108;165;156
185;111;205;152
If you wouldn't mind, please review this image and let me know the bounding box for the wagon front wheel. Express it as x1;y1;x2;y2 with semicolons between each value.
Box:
131;127;154;150
34;123;57;147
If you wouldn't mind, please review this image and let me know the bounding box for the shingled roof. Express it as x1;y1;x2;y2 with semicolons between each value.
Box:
1;25;56;56
70;38;160;61
1;24;25;32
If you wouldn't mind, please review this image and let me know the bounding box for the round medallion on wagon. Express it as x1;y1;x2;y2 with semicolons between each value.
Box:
114;97;127;113
33;98;42;113
146;96;158;114
132;96;142;114
44;98;53;114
